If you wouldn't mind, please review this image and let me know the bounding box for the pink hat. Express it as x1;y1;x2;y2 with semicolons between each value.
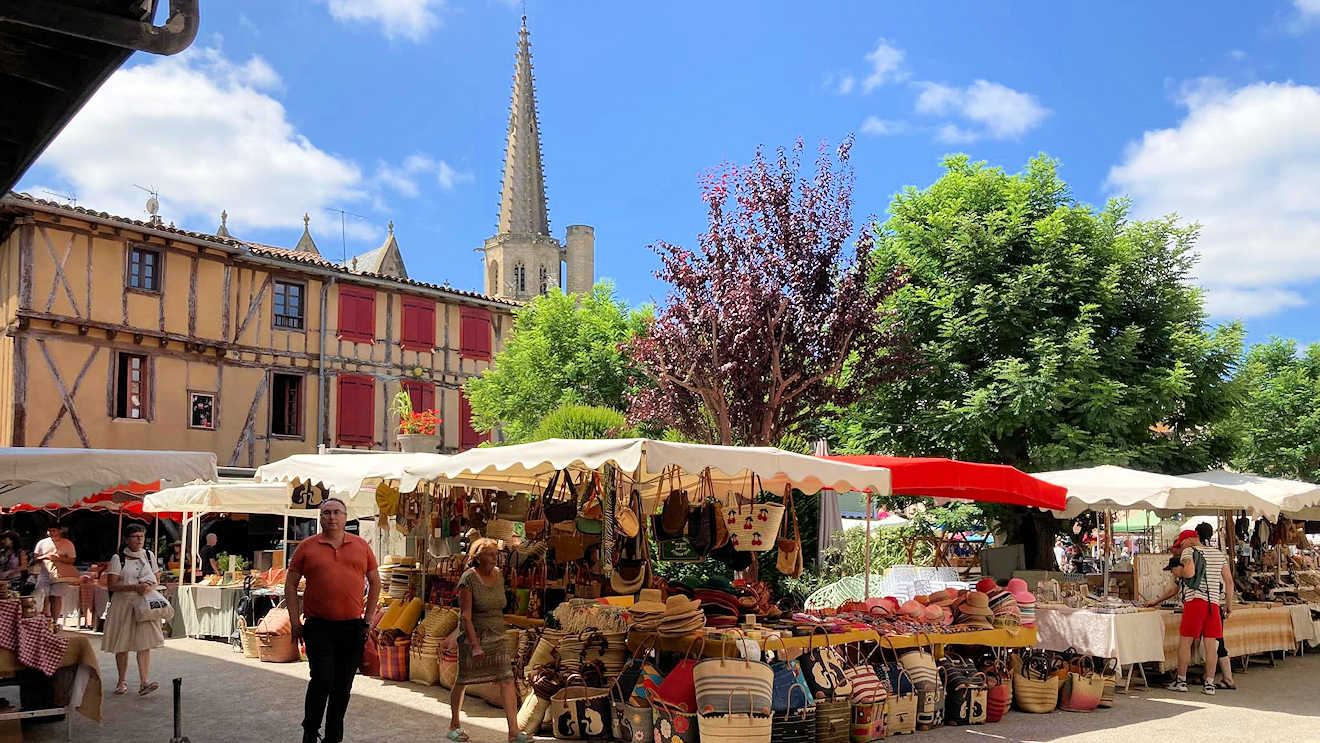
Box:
1005;578;1029;595
922;604;944;622
975;578;998;593
900;600;925;619
879;597;901;614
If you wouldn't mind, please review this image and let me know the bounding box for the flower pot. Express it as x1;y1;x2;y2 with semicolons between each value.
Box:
397;433;439;453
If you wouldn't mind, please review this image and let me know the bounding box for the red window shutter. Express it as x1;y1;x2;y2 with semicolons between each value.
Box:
401;380;435;413
336;374;375;446
401;297;436;351
460;307;491;360
459;391;488;449
338;285;375;344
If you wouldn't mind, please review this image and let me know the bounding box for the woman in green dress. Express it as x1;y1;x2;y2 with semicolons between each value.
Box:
447;538;529;743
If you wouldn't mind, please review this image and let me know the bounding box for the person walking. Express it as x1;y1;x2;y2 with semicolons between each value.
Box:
102;524;163;696
1167;528;1232;695
445;538;529;743
287;498;381;743
1194;522;1237;690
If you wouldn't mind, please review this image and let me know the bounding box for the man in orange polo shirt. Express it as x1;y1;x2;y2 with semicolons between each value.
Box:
287;498;381;743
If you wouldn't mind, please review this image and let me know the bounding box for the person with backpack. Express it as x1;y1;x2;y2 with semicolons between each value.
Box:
1166;528;1233;695
1195;522;1237;690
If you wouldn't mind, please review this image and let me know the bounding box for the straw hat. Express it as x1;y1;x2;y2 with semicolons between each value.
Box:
632;589;666;614
959;592;994;617
899;600;925;620
664;595;702;615
922;604;944;622
956;613;993;630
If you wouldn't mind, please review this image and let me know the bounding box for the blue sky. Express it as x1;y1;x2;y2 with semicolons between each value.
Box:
19;0;1320;348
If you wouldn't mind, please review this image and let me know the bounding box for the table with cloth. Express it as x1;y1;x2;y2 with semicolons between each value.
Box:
0;599;102;723
170;585;242;639
1160;604;1297;669
1034;606;1167;666
1286;604;1316;647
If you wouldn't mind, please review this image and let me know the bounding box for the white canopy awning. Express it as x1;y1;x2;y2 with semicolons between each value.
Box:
1035;465;1281;519
1184;471;1320;514
401;438;892;513
0;447;218;508
143;479;378;519
255;452;439;496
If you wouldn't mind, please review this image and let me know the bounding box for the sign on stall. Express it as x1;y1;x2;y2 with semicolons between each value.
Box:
289;479;330;510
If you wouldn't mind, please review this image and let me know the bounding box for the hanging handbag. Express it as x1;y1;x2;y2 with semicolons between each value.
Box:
1058;655;1103;712
544;470;579;524
799;626;851;701
524;490;548;539
497;491;532;520
776;486;803;577
576;473;604;535
611;488;649;595
726;474;785;553
653;468;690;542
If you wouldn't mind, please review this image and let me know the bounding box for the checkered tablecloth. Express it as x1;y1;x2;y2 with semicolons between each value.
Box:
0;599;70;675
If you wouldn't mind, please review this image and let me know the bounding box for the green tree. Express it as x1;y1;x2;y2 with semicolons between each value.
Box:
464;282;651;443
1231;339;1320;482
527;404;637;442
836;155;1243;565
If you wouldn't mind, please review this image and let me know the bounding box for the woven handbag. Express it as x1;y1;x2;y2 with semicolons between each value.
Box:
652;695;699;743
725;475;785;553
1098;658;1118;708
814;696;851;743
549;683;611;740
800;627;851;701
1012;653;1060;714
983;656;1012;723
1059;656;1103;712
771;685;815;743
914;665;945;732
694;631;773;716
849;700;886;743
698;690;773;743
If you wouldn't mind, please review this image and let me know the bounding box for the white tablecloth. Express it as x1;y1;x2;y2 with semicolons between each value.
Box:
1288;604;1317;644
1034;606;1167;666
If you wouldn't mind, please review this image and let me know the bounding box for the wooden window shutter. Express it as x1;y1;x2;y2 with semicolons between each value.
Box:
338;285;375;344
401;380;435;413
336;374;375;446
401;297;436;351
459;307;491;360
459;390;487;449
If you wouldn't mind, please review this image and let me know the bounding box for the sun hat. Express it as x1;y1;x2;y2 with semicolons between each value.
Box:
975;578;999;593
664;595;702;615
632;589;666;614
1004;578;1029;595
922;604;944;622
900;600;925;620
959;592;994;617
956;613;993;630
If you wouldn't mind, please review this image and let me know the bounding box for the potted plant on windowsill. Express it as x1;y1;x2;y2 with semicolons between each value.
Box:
392;391;441;453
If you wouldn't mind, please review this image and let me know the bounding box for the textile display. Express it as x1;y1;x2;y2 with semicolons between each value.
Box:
1159;606;1295;668
1034;606;1166;666
1287;604;1316;644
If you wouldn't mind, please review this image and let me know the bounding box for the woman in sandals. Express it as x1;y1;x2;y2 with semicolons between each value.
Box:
102;524;163;696
446;538;530;743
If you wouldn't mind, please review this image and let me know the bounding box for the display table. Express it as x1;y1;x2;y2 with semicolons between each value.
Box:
1034;606;1166;666
1160;605;1296;668
171;585;242;638
630;626;1038;657
0;633;101;722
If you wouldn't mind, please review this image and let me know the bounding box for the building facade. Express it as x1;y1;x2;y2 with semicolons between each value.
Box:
0;194;513;464
482;18;595;301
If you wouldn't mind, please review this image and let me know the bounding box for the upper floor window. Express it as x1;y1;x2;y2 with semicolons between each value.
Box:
271;373;303;437
513;262;526;294
127;246;160;291
538;265;550;294
273;281;305;329
337;285;375;343
400;296;436;351
114;352;150;419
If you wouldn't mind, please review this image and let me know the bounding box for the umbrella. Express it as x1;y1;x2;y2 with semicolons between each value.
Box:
824;455;1067;510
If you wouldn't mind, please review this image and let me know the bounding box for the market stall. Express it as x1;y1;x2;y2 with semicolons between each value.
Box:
1158;604;1297;669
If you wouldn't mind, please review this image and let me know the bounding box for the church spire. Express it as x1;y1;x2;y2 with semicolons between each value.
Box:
495;15;550;237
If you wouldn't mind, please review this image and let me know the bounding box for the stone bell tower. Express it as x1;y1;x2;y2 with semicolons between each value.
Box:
482;16;595;301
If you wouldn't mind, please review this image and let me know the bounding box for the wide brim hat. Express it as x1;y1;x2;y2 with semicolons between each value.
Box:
900;600;925;619
922;604;944;622
928;588;959;606
956;615;993;630
959;593;994;616
632;589;665;614
664;595;702;615
1005;578;1029;595
1013;591;1037;605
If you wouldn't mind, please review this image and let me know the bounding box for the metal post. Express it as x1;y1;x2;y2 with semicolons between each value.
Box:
1103;510;1113;597
281;513;289;569
864;491;873;601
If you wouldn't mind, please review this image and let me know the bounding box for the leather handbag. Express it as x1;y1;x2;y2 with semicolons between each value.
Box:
610;496;649;595
775;486;803;577
575;473;604;535
544;470;579;524
497;491;532;520
655;468;690;541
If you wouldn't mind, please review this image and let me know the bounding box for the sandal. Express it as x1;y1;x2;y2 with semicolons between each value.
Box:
113;683;128;696
1214;680;1237;690
139;682;159;696
446;729;470;742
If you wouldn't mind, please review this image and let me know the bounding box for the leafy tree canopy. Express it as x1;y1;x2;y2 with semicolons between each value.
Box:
528;404;637;442
1230;339;1320;482
835;155;1243;561
464;281;651;443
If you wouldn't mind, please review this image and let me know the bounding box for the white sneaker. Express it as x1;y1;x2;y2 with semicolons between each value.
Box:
1167;678;1188;692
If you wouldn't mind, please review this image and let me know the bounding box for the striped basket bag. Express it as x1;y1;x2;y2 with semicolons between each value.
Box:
814;696;851;743
693;632;774;716
698;690;773;743
771;685;815;743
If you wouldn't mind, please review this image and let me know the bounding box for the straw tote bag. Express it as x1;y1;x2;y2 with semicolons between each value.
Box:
726;474;785;552
698;690;773;743
1012;653;1061;714
1098;657;1118;708
693;632;774;716
1058;655;1103;712
814;696;851;743
770;685;815;743
799;627;851;701
881;667;917;736
651;695;699;743
914;665;945;732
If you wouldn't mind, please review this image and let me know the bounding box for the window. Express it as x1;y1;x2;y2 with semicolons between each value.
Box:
459;390;488;449
189;392;215;430
513;262;526;294
400;297;436;351
337;285;375;343
459;307;492;360
127;246;160;291
273;281;304;329
271;373;303;437
400;380;435;413
336;374;375;446
538;265;550;295
114;352;149;419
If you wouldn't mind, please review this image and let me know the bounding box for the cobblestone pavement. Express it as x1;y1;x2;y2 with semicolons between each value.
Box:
15;635;1320;742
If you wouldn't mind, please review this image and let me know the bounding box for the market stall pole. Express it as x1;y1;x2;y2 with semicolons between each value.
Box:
864;492;873;600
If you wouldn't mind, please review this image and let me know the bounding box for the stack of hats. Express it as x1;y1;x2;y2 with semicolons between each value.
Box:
986;589;1021;628
658;595;704;637
693;589;742;627
1005;578;1036;627
954;591;994;630
379;555;419;601
628;589;666;632
926;588;962;626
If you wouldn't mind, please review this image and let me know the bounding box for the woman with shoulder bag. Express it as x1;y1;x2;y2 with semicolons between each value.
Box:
102;524;164;696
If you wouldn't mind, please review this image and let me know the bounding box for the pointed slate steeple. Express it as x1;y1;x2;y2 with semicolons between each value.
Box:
496;16;551;237
349;220;408;279
216;210;230;237
295;213;320;255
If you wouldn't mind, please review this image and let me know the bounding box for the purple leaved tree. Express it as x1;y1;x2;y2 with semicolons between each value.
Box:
628;137;914;446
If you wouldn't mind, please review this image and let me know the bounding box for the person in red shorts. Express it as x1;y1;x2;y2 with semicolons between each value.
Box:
1167;529;1233;695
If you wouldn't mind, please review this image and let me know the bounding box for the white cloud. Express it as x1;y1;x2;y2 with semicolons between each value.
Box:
376;153;473;196
1107;81;1320;319
1229;49;1248;60
323;0;446;42
912;79;1049;141
836;75;856;95
862;39;906;92
1296;0;1320;20
859;117;904;136
26;44;469;243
